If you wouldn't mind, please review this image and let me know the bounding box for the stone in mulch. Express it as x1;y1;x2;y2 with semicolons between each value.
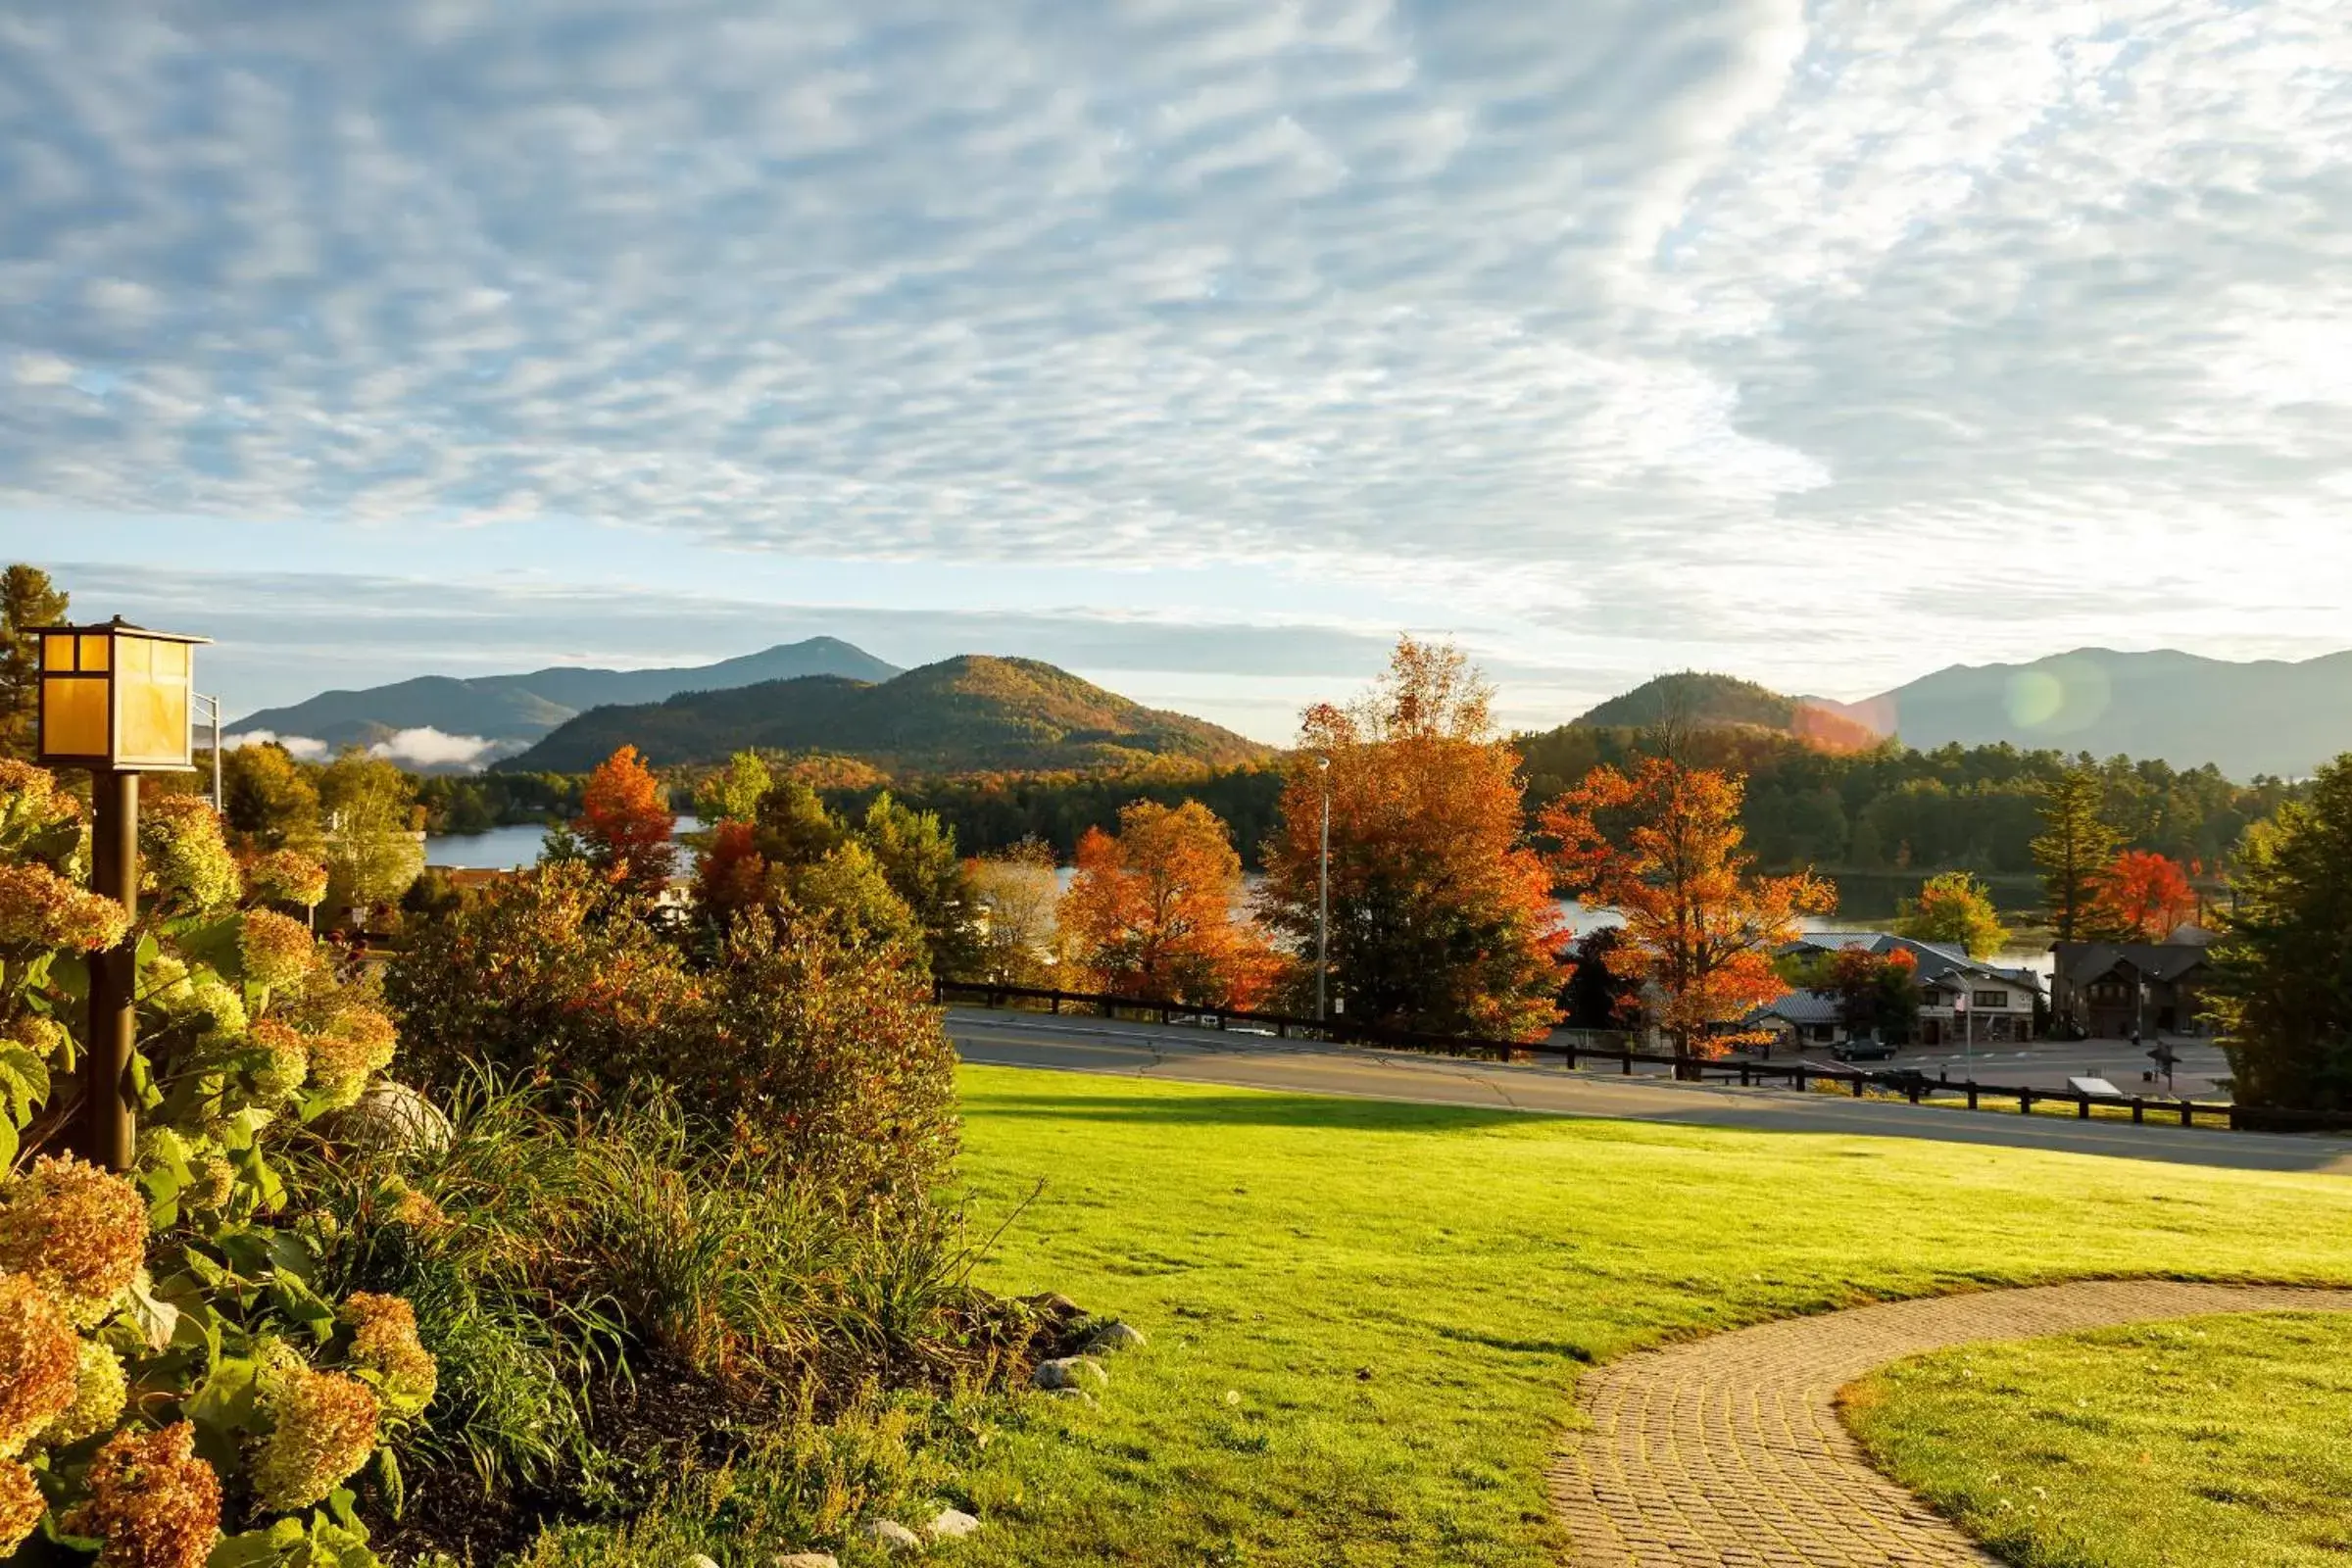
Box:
1031;1355;1109;1391
863;1519;924;1553
927;1507;982;1542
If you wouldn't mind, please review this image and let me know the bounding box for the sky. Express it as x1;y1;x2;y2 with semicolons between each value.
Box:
1;0;2348;745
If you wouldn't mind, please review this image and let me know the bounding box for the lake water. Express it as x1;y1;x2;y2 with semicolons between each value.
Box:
425;828;2046;971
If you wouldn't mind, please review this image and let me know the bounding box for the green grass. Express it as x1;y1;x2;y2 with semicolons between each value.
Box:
945;1064;2352;1568
1843;1311;2352;1568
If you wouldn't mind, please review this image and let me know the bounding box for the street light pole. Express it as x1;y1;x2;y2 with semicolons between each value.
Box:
86;769;140;1171
1316;756;1331;1025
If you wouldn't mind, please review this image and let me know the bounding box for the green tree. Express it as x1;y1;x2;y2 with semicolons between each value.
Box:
2033;766;2121;942
695;750;773;824
859;791;980;976
221;742;323;850
1893;870;2010;957
318;750;424;913
752;779;847;870
2208;760;2352;1113
785;839;925;954
0;564;68;759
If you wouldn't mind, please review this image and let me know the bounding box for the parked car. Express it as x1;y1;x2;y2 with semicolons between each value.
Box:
1832;1031;1897;1062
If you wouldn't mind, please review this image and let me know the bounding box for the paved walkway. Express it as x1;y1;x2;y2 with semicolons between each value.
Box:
1548;1280;2352;1566
951;1008;2352;1174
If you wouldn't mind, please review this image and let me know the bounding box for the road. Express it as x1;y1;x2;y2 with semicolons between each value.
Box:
948;1007;2352;1175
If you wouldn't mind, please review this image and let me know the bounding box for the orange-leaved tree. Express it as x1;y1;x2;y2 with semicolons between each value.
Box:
578;744;677;894
1543;756;1834;1064
1059;800;1281;1007
1258;636;1568;1040
2093;849;2197;942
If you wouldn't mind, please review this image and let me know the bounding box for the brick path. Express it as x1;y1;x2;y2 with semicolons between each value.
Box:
1548;1280;2352;1566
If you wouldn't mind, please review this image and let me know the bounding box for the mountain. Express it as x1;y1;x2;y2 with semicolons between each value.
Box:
227;639;902;760
502;655;1274;775
1816;648;2352;779
1572;672;1880;751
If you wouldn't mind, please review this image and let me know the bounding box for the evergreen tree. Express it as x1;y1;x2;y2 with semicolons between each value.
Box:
0;564;68;759
2208;760;2352;1113
2033;766;2121;941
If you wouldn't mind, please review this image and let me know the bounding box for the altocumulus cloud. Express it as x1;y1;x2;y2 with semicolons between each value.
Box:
2;0;2351;665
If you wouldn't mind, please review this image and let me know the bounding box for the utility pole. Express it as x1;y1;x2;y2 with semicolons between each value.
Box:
1316;756;1331;1025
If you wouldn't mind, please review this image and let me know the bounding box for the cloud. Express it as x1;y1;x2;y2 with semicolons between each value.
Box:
366;727;507;770
1;0;2349;688
223;729;329;761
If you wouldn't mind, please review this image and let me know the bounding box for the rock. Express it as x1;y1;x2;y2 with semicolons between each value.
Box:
1045;1387;1097;1406
684;1557;722;1568
927;1508;982;1542
773;1555;839;1568
1021;1291;1086;1322
863;1520;923;1553
335;1081;454;1153
1088;1322;1148;1353
1031;1356;1108;1391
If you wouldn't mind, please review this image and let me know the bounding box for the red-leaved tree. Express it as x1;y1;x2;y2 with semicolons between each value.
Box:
577;744;676;895
2093;849;2197;942
1059;800;1281;1007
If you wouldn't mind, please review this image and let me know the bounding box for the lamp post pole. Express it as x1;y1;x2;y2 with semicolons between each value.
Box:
1316;756;1331;1025
86;768;140;1171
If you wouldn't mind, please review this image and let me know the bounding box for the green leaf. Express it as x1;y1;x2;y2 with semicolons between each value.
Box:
185;1353;262;1437
0;1115;16;1170
0;1041;46;1120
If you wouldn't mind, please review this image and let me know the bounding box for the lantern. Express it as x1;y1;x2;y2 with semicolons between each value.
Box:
34;616;211;772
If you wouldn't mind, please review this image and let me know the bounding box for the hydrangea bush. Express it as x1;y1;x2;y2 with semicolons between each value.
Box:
0;761;433;1567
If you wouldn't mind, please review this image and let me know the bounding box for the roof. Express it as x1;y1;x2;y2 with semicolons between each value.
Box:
2052;941;2213;988
1747;990;1842;1027
1784;932;2043;995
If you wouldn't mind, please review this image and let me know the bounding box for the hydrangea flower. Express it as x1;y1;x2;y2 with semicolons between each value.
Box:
0;862;131;954
0;1456;44;1554
65;1421;221;1568
343;1292;439;1415
139;955;194;1009
6;1014;67;1061
307;1006;399;1111
0;1272;78;1458
245;1019;311;1101
0;1155;149;1328
244;849;329;909
137;794;240;911
249;1344;381;1513
0;758;81;855
42;1338;128;1448
238;909;316;991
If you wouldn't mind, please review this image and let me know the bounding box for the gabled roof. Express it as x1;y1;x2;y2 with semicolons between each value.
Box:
1784;931;2043;995
1747;989;1842;1027
2052;941;2212;988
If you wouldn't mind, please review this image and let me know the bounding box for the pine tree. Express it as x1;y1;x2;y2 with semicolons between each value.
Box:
2033;766;2121;942
0;564;69;760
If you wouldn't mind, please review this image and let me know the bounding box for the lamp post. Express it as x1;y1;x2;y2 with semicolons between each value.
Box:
1316;755;1331;1025
33;616;211;1172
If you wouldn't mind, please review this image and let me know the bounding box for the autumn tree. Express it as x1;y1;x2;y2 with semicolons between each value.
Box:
693;817;769;924
2092;849;2197;943
1812;946;1923;1044
318;750;425;914
2034;765;2121;941
2208;760;2352;1113
860;792;981;977
1544;757;1834;1066
0;564;67;759
969;837;1061;985
1560;926;1643;1031
1258;637;1567;1040
1893;870;2009;957
1061;800;1280;1007
576;744;677;895
694;749;773;824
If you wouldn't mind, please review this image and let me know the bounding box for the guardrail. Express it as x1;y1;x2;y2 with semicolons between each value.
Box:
936;977;2352;1137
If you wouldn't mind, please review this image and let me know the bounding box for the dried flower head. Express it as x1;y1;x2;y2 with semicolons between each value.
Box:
245;1018;311;1100
250;1346;380;1513
185;979;248;1045
0;1272;78;1458
6;1014;68;1062
343;1293;438;1414
139;955;194;1009
239;909;316;992
0;1455;42;1554
0;758;81;857
66;1421;221;1568
244;849;330;909
307;1006;399;1111
0;1156;149;1328
0;862;131;954
137;795;240;911
188;1156;236;1214
387;1185;450;1236
42;1337;128;1448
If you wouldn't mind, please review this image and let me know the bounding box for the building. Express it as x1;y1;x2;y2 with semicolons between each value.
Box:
1776;931;2044;1047
2049;933;2215;1039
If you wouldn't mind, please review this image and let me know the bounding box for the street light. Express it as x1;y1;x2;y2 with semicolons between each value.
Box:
34;616;211;1171
1314;756;1334;1025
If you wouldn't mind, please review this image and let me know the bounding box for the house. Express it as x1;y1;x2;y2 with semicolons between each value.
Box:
2049;934;2215;1039
1745;988;1847;1050
1776;931;2045;1047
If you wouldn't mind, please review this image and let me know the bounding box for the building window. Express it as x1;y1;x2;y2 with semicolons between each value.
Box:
1974;990;2007;1009
1813;1024;1835;1042
2088;981;2130;1004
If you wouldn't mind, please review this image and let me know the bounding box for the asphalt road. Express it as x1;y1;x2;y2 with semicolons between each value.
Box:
948;1007;2352;1176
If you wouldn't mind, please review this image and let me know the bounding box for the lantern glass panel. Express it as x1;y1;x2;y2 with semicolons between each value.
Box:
42;633;75;672
117;636;192;765
43;674;109;757
77;635;111;672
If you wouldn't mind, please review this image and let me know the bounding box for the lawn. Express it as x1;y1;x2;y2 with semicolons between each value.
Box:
947;1064;2352;1568
1843;1311;2352;1568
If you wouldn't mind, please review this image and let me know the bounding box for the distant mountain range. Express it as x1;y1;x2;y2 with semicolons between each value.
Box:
502;655;1273;776
227;639;901;764
1577;650;2352;779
